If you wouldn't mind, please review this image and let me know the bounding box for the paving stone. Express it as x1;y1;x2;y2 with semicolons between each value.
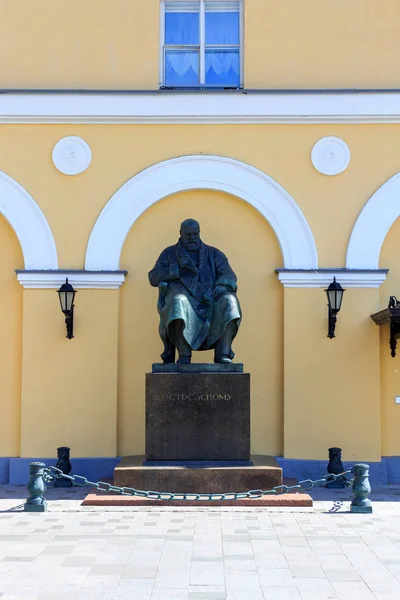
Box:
324;568;362;582
154;567;191;589
262;588;302;600
331;581;376;599
190;561;224;586
295;576;337;598
258;568;295;587
189;593;225;600
40;545;74;555
89;563;125;576
192;556;223;562
62;556;97;567
122;566;158;578
1;557;36;562
290;564;326;578
152;590;188;599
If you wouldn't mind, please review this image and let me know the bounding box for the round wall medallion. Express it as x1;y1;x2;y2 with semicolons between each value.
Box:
52;136;92;175
311;137;351;176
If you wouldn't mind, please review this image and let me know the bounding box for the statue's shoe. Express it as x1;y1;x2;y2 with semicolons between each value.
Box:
217;355;232;364
177;356;191;364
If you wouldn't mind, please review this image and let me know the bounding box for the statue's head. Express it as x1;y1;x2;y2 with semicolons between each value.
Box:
180;219;201;251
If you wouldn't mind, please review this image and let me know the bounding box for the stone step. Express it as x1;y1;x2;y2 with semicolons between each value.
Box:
114;455;282;494
82;492;312;507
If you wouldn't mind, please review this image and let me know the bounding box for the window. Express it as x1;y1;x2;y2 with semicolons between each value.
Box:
160;1;243;88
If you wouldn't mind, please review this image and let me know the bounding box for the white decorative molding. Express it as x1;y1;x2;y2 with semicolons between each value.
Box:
17;271;126;289
85;155;318;271
2;92;400;124
0;171;58;269
277;270;388;288
347;172;400;269
52;136;92;175
311;137;350;176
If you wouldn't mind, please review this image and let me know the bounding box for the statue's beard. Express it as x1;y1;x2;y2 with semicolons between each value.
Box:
185;241;199;251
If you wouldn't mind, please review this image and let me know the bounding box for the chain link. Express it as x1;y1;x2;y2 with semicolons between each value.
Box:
43;466;354;501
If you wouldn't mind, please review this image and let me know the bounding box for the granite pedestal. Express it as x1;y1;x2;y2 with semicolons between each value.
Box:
145;364;250;461
113;363;283;496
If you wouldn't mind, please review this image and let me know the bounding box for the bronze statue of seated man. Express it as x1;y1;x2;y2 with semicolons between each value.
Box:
149;219;242;364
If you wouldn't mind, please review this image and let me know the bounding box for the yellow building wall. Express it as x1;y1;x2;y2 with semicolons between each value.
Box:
118;190;283;456
2;121;400;459
2;124;400;271
284;288;381;462
0;216;23;457
20;290;119;457
379;218;400;457
1;1;400;89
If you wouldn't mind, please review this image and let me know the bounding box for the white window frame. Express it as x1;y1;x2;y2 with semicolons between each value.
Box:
159;0;244;88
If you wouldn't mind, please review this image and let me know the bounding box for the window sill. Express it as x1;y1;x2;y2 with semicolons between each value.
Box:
159;86;243;92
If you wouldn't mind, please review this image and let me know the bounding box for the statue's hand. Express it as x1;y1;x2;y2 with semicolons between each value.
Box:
214;285;227;301
179;255;197;272
179;255;191;269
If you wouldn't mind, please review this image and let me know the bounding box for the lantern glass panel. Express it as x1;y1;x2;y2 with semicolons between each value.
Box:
326;279;344;313
327;289;336;311
57;280;75;314
64;291;75;312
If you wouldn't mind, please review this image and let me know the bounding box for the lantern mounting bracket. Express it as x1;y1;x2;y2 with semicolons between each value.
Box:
328;308;337;339
371;296;400;358
64;307;74;340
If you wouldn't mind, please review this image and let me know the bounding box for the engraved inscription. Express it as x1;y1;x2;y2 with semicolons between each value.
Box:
162;393;233;401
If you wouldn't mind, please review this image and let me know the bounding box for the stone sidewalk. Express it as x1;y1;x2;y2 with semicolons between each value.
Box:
1;484;400;599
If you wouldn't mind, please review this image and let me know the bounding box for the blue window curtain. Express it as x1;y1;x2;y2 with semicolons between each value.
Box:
165;12;199;45
205;12;239;45
205;49;239;86
165;49;199;86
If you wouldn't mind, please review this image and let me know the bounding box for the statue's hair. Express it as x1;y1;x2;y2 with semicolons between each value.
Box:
180;218;200;232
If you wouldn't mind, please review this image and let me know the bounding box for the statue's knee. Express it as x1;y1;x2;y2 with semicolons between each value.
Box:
218;293;235;309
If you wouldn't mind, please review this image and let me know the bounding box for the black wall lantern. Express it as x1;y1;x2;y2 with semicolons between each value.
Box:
325;277;345;339
57;278;76;339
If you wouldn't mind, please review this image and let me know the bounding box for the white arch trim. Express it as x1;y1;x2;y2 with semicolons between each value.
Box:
0;171;58;269
347;172;400;269
85;155;318;271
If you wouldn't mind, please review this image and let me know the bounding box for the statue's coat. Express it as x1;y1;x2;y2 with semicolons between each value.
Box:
149;240;241;351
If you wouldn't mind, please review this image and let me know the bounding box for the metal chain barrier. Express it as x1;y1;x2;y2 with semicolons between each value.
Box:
42;465;354;502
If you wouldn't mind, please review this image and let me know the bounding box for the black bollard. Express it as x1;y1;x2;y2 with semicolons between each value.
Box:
54;446;73;488
326;447;346;488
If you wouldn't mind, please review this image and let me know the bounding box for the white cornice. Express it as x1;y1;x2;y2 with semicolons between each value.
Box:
277;270;388;288
16;271;126;289
2;92;400;124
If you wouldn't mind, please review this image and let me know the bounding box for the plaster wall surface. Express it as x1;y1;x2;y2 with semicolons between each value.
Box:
1;124;400;269
284;287;382;462
2;1;400;89
380;217;400;456
20;289;119;457
0;216;23;457
0;122;399;459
